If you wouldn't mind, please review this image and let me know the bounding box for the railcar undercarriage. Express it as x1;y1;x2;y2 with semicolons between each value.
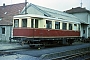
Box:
11;37;81;48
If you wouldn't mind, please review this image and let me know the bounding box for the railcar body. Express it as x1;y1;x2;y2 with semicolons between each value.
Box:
12;14;81;47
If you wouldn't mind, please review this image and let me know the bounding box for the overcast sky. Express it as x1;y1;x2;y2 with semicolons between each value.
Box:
0;0;90;11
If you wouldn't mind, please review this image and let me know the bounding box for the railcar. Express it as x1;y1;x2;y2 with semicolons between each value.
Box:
12;14;81;48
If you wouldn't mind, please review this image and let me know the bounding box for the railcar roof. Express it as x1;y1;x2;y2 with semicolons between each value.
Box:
14;14;80;24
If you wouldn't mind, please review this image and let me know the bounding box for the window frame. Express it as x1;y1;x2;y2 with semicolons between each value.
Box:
62;23;67;30
14;19;19;28
22;19;27;27
55;21;60;29
46;20;52;29
69;23;72;30
2;27;5;34
31;19;34;28
35;19;38;28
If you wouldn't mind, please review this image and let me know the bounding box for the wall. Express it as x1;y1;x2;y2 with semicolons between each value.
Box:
88;13;90;24
88;28;90;37
72;12;89;38
0;25;13;42
80;24;88;38
73;13;88;23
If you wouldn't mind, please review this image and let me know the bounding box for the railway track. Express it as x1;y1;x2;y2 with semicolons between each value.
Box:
52;51;90;60
40;46;90;60
0;47;31;56
85;57;90;60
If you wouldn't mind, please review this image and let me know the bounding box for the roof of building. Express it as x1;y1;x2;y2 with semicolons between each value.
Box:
21;3;86;24
65;7;90;14
0;3;25;25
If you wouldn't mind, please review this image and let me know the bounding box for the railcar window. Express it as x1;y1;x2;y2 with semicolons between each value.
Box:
62;23;67;30
35;19;38;28
73;24;77;30
14;19;19;28
31;19;34;28
69;24;72;30
55;22;60;29
0;18;2;20
46;20;52;29
78;24;80;31
22;19;27;27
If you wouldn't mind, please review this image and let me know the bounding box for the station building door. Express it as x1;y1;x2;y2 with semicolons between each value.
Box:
80;24;88;38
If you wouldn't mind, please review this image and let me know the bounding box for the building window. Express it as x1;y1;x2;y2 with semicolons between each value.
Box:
14;19;19;27
83;30;85;34
46;20;52;29
0;18;2;20
31;19;34;28
55;22;60;29
62;23;67;30
2;28;5;34
69;24;72;30
35;19;38;28
22;19;27;27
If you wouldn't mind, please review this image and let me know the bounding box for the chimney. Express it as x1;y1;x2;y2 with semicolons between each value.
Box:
25;0;28;14
3;3;5;7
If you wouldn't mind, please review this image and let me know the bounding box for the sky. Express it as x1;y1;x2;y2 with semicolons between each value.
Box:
0;0;90;11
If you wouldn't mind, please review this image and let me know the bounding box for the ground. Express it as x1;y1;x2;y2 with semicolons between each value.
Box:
0;42;40;60
0;41;89;60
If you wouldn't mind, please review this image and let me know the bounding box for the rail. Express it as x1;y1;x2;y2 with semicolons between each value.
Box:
85;57;90;60
40;47;90;60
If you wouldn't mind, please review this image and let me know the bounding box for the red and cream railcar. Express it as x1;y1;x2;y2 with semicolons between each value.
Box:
13;14;81;47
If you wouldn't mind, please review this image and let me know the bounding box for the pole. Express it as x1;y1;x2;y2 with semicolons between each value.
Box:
80;0;83;8
25;0;27;14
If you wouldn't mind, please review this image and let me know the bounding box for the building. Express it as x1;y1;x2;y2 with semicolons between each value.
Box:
0;3;25;41
13;3;88;38
65;7;90;38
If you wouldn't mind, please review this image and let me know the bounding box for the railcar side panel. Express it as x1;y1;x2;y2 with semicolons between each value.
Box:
13;28;80;37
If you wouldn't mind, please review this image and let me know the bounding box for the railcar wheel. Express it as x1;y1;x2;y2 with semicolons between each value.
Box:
29;45;35;48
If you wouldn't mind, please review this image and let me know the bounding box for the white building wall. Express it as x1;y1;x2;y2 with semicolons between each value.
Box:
73;13;88;23
88;14;90;37
88;28;90;37
88;13;90;24
80;24;88;38
72;12;90;38
0;27;1;40
80;24;83;37
0;26;13;42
